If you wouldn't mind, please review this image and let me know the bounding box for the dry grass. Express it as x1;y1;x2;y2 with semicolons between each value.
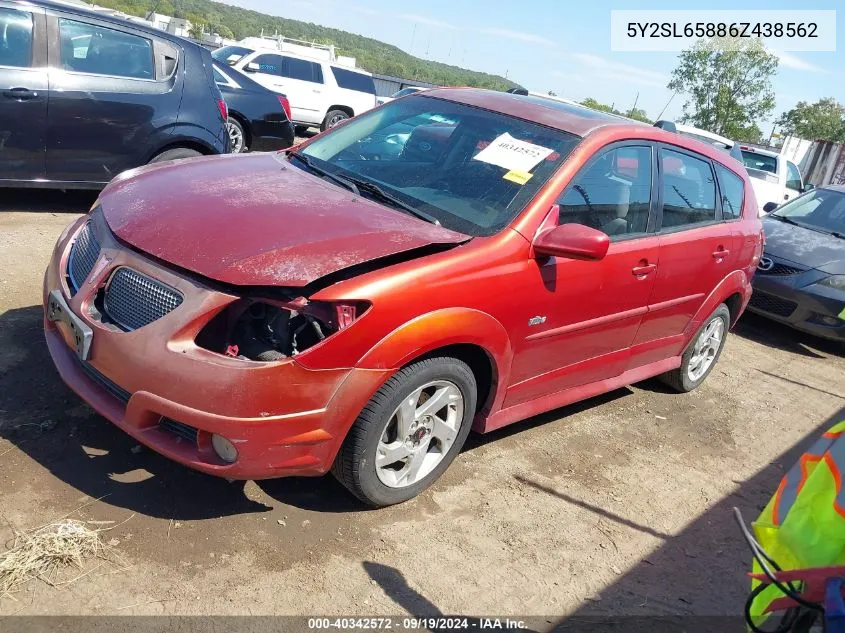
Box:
0;519;126;598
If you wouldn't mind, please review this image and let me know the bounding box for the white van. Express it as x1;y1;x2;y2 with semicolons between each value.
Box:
212;44;377;131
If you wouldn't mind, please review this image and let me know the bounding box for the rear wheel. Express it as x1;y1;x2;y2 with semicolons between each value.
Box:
148;148;202;164
321;109;350;131
333;357;476;507
659;304;731;392
227;118;247;153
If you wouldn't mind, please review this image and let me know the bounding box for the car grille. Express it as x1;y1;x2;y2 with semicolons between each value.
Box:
103;268;183;331
758;260;804;276
78;359;131;404
748;291;798;318
159;418;199;445
67;223;100;294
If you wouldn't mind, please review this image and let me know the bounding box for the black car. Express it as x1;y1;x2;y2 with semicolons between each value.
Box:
213;63;294;153
749;185;845;341
0;0;228;189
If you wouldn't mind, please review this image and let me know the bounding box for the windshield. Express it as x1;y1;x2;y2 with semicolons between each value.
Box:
741;150;778;174
212;45;253;66
297;95;578;236
771;189;845;236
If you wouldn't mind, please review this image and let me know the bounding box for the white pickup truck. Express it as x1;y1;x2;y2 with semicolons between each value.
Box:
738;145;808;216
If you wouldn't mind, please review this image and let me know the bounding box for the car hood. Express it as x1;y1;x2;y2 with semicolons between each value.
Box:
762;215;845;272
99;153;468;287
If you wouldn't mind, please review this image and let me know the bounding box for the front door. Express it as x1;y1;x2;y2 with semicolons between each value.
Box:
0;3;47;182
505;143;660;407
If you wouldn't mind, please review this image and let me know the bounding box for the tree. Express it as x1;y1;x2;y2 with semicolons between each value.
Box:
581;97;614;113
548;90;557;97
668;37;778;139
626;107;651;123
187;22;204;39
776;98;845;142
580;97;652;123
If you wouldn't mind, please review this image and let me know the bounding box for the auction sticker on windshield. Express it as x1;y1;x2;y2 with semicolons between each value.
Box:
473;133;554;173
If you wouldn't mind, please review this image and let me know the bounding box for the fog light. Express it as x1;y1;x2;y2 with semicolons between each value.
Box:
809;313;842;327
211;434;238;463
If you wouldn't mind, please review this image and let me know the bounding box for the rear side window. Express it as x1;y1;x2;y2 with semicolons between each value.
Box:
0;8;33;68
59;19;153;80
284;56;322;83
715;164;745;220
331;67;376;94
660;149;717;229
558;146;653;239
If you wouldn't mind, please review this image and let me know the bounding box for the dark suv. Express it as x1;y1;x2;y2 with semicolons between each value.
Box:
0;0;228;189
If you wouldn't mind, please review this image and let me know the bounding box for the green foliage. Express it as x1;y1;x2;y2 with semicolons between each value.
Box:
668;37;778;139
579;97;652;123
776;98;845;142
95;0;519;90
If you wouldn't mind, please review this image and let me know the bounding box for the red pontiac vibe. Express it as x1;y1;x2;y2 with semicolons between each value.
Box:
44;89;763;506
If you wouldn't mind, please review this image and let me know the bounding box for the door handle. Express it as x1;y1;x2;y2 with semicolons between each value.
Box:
631;263;657;277
2;87;38;100
312;89;321;93
712;248;730;260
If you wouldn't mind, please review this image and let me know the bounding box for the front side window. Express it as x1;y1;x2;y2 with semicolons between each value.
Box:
771;189;845;236
557;146;653;239
252;53;284;76
59;19;153;79
298;95;578;236
715;164;745;220
332;67;376;94
0;8;33;68
660;149;717;229
786;161;802;192
284;56;322;83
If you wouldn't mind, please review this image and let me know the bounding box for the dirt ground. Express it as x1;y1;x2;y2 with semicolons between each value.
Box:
1;188;844;623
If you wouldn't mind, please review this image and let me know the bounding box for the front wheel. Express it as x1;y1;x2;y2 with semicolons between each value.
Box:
333;357;477;507
321;109;350;131
659;304;731;392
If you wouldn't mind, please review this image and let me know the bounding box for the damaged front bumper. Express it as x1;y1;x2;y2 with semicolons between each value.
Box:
42;215;390;479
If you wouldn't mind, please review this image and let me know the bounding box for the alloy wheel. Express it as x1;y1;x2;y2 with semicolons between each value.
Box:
687;318;725;382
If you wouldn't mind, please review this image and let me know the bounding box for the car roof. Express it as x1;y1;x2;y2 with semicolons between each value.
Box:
675;124;735;146
422;88;642;137
25;0;197;45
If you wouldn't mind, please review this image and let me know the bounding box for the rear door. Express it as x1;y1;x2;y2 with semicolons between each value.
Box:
45;11;181;184
330;65;376;115
631;145;736;364
0;2;47;182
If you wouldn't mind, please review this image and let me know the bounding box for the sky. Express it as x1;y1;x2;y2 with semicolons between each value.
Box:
225;0;844;131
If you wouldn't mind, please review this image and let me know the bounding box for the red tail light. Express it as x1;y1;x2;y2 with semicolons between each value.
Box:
277;95;292;121
217;99;228;121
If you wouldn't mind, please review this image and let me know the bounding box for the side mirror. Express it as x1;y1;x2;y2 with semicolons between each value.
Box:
533;223;610;261
763;201;779;214
244;62;260;73
802;183;815;192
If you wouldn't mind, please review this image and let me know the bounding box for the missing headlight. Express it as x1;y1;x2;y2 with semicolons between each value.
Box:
195;298;366;361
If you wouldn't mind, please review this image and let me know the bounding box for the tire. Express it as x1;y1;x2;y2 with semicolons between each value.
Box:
321;109;350;132
659;304;731;393
148;148;202;164
227;118;248;153
332;357;477;507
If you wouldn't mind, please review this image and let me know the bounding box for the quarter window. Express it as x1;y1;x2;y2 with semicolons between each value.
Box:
715;164;745;220
557;146;653;238
59;19;153;80
660;149;717;229
331;67;376;94
0;8;33;68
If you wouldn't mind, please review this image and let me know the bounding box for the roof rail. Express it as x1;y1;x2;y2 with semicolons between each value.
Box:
653;120;677;133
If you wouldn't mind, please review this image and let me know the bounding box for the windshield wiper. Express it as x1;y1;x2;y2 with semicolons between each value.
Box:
344;176;441;226
771;214;801;227
288;151;359;196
